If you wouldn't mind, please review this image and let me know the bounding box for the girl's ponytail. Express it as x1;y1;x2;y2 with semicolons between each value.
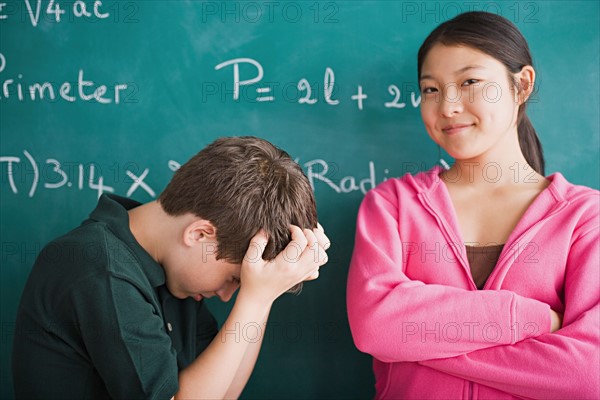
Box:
518;113;545;176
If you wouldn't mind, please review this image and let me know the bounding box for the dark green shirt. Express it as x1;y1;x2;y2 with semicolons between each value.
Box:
12;194;218;399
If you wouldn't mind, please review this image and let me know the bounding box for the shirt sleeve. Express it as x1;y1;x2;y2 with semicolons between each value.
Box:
420;227;600;399
346;188;551;363
69;275;180;400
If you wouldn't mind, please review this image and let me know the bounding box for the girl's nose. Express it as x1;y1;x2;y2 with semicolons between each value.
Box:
440;84;464;117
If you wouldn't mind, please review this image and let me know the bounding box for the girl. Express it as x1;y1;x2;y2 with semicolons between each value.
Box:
347;11;599;399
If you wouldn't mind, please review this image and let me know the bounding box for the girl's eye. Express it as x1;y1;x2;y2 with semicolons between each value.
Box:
422;87;438;94
462;79;479;86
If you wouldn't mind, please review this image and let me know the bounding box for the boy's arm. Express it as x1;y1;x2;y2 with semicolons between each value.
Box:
175;226;328;399
223;312;269;399
172;309;268;400
224;223;328;399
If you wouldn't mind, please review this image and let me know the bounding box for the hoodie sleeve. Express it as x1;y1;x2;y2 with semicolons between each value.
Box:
347;187;552;363
420;226;600;399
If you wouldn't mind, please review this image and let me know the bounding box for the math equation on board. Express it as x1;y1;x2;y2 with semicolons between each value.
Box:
210;58;422;111
0;151;161;199
1;150;407;199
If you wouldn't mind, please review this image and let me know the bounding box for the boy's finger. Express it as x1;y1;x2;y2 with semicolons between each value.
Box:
313;226;331;250
303;229;329;269
289;224;308;250
245;229;268;263
275;225;307;265
318;244;329;266
303;228;318;249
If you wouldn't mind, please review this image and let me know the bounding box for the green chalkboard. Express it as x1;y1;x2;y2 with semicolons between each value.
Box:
1;1;598;398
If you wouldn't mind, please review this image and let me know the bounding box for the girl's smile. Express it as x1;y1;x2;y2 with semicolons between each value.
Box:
441;123;475;135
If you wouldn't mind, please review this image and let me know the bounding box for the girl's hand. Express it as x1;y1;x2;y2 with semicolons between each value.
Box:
550;309;563;332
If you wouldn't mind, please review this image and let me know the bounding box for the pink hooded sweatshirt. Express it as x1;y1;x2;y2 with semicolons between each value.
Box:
347;167;599;399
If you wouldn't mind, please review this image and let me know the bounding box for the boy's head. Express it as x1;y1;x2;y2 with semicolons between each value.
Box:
159;136;318;265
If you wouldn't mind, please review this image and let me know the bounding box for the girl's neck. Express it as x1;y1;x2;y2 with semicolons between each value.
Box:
443;158;541;188
442;133;546;189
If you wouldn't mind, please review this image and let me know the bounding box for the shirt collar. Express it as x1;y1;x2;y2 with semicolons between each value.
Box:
87;194;166;288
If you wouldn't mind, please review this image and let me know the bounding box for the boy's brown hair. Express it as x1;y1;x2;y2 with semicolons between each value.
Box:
159;136;317;264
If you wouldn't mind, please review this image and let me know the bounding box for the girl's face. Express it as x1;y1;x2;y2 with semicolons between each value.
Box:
419;44;521;161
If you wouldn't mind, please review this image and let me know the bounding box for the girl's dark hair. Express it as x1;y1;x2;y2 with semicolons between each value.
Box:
418;11;544;175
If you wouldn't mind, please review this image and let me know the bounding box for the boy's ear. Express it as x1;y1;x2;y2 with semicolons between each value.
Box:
516;65;535;104
183;219;216;247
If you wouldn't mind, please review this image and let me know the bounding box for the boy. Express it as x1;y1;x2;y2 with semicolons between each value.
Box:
12;136;329;399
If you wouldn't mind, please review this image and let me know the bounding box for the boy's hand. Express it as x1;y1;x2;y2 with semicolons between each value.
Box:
305;223;330;280
239;225;329;306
